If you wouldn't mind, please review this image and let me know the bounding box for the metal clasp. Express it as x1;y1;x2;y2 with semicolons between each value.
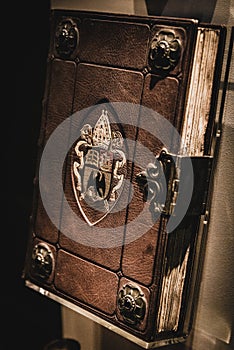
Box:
136;150;178;217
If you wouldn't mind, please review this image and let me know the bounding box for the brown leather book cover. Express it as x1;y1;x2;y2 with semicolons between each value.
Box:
22;9;226;348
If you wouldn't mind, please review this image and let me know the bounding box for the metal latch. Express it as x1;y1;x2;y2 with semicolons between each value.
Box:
136;150;178;217
136;150;213;219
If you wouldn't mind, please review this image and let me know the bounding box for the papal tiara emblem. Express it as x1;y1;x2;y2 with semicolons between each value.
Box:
71;109;126;226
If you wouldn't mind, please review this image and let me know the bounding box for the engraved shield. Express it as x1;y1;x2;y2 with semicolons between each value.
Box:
71;110;126;225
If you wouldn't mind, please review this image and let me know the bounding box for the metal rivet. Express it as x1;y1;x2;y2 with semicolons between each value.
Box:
31;243;54;279
118;284;146;325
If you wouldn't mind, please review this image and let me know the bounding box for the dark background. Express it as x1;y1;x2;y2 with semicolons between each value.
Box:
7;1;62;349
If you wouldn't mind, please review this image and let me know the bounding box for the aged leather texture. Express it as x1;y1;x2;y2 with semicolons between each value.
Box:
23;9;225;346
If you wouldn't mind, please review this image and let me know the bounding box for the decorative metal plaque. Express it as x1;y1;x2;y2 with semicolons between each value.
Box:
31;243;54;280
55;18;79;58
118;284;146;325
149;30;181;71
71;110;126;226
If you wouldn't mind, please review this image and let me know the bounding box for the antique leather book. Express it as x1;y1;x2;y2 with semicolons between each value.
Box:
23;8;227;348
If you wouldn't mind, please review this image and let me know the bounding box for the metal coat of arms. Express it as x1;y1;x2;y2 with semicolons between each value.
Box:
71;110;126;225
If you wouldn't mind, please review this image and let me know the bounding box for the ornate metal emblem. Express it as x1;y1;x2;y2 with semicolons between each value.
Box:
149;30;181;71
71;110;126;226
118;284;146;325
31;243;54;280
55;19;79;58
136;150;177;217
